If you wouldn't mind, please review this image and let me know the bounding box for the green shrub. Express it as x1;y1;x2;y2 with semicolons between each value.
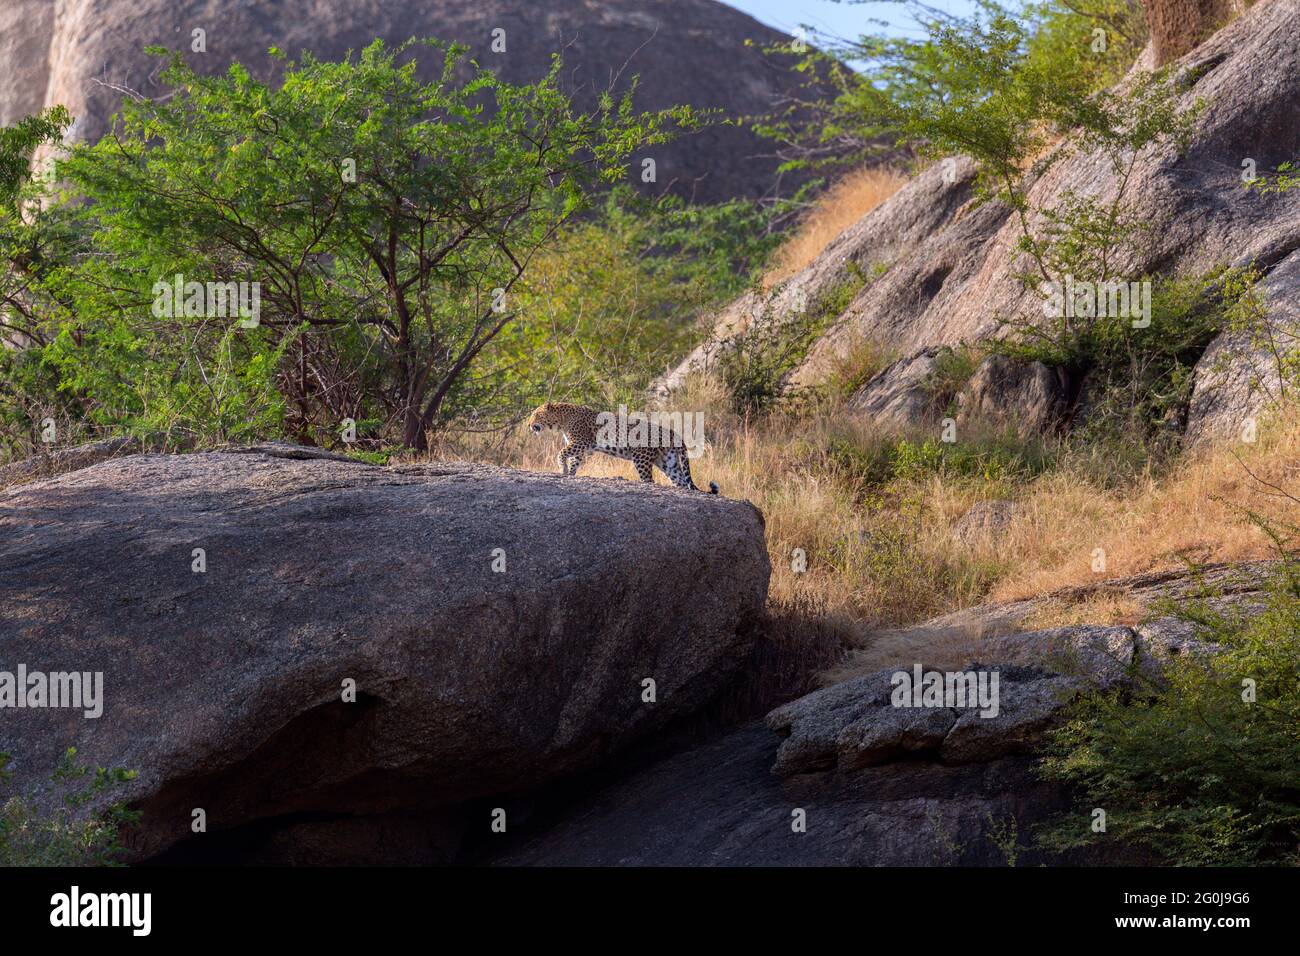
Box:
490;185;795;416
1038;556;1300;865
0;748;141;866
816;427;1055;490
717;270;868;414
753;1;1147;175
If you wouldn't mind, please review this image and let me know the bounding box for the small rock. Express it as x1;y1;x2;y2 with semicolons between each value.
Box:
848;348;944;429
956;355;1068;436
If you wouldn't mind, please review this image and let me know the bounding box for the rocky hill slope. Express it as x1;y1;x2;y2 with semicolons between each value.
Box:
0;0;804;203
657;0;1300;442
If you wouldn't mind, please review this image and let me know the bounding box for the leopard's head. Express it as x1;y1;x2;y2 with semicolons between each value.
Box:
528;403;561;434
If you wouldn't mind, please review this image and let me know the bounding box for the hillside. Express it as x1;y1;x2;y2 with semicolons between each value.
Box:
0;0;805;203
657;0;1300;444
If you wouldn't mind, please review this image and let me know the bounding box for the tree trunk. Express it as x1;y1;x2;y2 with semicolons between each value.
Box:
1142;0;1250;66
402;404;428;451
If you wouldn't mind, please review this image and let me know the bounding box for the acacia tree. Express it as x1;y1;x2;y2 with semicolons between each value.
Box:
57;40;695;449
0;106;73;348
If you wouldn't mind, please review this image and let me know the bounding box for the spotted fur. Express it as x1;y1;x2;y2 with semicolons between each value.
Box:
528;402;719;494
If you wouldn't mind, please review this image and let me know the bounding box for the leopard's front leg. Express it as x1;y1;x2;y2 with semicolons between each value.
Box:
560;443;590;476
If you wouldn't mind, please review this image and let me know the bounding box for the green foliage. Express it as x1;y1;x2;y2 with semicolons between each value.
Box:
0;105;70;211
994;270;1245;460
1039;556;1300;865
42;316;294;449
753;1;1146;175
806;424;1055;490
1246;160;1300;194
345;448;392;465
0;107;93;463
715;269;867;414
1020;1;1147;96
36;39;694;451
491;185;793;414
0;748;141;866
603;184;798;299
1219;263;1300;401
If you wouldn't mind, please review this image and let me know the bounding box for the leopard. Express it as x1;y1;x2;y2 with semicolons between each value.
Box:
528;402;719;494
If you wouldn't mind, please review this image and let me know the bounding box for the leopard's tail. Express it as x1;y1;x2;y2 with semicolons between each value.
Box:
676;450;719;494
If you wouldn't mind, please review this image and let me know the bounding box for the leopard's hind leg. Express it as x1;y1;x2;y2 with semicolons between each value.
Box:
659;448;719;493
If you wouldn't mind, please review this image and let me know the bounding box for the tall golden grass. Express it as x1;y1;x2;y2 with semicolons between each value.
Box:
763;166;906;288
440;382;1300;639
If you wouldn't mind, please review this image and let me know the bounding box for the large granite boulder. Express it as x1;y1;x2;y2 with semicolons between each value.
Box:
0;446;769;862
846;347;945;430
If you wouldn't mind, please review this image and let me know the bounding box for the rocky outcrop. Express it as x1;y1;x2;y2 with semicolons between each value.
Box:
846;347;944;429
0;0;808;204
652;157;987;397
766;625;1135;776
956;356;1070;436
487;623;1138;866
489;560;1264;866
1186;247;1300;443
0;436;139;489
489;724;1070;866
0;447;769;863
844;350;1070;436
658;0;1300;440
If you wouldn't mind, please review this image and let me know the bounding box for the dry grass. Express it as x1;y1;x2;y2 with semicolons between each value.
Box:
763;166;907;289
439;385;1300;646
822;623;989;681
987;418;1300;602
1019;593;1147;630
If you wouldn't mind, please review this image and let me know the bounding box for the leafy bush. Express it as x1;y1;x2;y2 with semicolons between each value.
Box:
1039;555;1300;865
0;748;140;866
753;0;1148;176
804;422;1055;492
716;268;868;414
993;269;1250;468
489;186;792;415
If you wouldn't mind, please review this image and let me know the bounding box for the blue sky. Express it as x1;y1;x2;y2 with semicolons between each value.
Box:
722;1;980;41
